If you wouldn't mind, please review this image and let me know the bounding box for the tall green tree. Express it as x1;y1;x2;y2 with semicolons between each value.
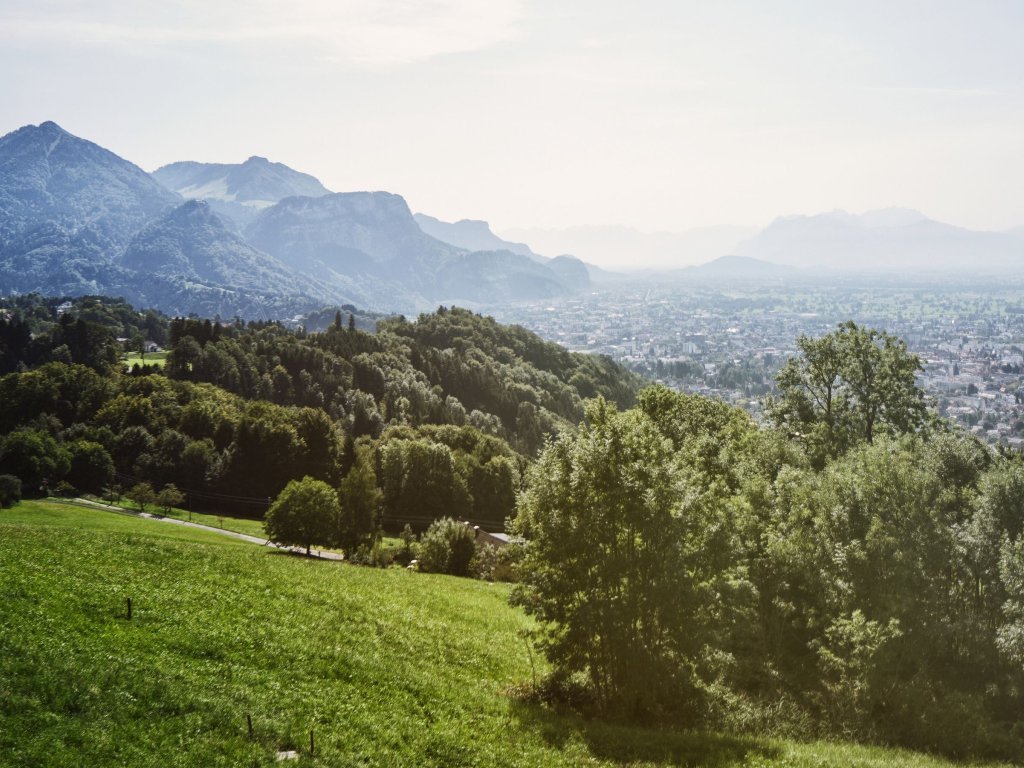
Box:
768;322;927;466
512;397;740;718
0;429;71;495
337;442;382;553
265;476;340;556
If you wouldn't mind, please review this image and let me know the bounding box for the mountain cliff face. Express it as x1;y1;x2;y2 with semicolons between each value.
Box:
248;192;584;310
249;192;457;277
152;156;332;228
0;121;181;295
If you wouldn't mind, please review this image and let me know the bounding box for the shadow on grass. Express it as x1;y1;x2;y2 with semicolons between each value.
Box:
264;548;342;562
508;699;780;767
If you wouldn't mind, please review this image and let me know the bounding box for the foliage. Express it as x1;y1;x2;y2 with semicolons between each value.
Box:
515;380;1024;758
418;517;477;576
472;540;524;582
0;302;634;532
65;440;115;495
155;483;185;514
513;396;745;719
337;442;382;553
396;523;417;565
767;321;928;466
264;476;340;555
2;500;989;768
0;474;21;507
0;428;71;495
126;482;156;512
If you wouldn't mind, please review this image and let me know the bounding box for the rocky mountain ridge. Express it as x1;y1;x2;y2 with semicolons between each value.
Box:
0;122;588;316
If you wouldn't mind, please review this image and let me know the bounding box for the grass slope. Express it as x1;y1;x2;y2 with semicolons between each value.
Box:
0;501;1009;767
81;497;269;539
123;351;169;368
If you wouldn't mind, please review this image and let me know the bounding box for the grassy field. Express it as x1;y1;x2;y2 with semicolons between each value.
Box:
0;500;1011;767
85;497;269;538
123;351;169;369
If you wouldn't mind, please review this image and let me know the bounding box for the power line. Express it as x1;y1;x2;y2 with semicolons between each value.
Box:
112;471;271;504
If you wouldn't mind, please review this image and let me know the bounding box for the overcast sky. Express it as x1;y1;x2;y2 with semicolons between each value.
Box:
2;1;1023;234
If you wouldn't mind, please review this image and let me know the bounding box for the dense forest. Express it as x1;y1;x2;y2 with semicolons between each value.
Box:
0;295;641;529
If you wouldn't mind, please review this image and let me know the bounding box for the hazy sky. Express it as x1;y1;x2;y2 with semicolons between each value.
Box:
2;1;1023;234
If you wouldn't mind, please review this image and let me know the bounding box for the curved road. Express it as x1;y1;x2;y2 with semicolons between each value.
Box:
52;497;345;561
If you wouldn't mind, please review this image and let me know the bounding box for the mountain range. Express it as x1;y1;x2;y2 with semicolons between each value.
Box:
413;214;539;259
734;208;1024;272
0;122;589;317
152;156;332;229
505;211;1024;276
501;224;761;271
2;121;1023;319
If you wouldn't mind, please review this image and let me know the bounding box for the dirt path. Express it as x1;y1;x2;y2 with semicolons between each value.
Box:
51;497;345;561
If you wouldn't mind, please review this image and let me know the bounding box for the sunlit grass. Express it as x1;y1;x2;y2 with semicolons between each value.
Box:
123;351;168;368
0;500;1013;767
72;495;267;538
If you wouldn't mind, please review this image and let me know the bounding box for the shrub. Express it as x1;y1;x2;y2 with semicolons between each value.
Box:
348;542;395;568
418;517;476;576
53;480;78;498
473;540;524;582
394;523;417;566
0;475;21;508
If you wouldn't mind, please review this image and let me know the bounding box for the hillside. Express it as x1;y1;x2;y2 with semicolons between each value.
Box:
0;500;1005;768
0;300;642;525
120;199;331;316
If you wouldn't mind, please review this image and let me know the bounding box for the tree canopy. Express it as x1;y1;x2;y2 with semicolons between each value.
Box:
514;381;1024;759
767;321;928;466
265;476;341;556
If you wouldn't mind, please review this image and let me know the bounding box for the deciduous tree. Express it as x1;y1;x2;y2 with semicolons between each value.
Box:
265;476;340;556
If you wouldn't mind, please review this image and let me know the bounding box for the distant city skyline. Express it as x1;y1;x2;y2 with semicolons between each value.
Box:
2;1;1022;236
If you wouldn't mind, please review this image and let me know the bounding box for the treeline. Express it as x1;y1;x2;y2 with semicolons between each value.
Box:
514;324;1024;760
164;306;641;456
0;295;167;375
0;300;641;530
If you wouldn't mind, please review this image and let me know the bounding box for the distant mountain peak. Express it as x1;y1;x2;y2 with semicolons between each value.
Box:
737;207;1021;272
152;155;332;227
414;213;540;260
35;120;67;134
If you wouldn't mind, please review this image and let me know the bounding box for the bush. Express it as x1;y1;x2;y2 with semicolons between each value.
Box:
0;475;21;508
473;540;524;582
348;542;395;568
394;523;417;566
53;480;78;498
418;517;476;576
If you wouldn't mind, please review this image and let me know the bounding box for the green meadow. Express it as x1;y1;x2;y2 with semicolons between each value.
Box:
123;350;169;369
0;500;1011;767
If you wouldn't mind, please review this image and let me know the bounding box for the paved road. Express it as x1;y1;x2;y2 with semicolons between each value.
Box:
51;497;346;561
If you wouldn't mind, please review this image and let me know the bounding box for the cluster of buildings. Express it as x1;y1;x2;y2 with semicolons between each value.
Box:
493;281;1024;448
